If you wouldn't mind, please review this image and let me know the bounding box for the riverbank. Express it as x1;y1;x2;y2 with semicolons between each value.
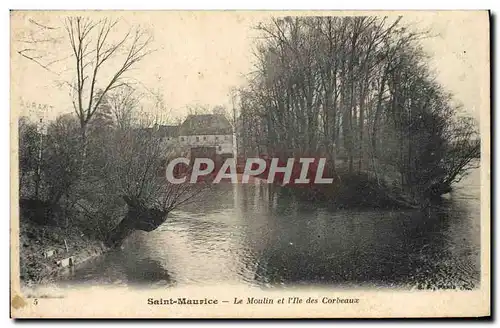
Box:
20;219;108;286
269;170;421;210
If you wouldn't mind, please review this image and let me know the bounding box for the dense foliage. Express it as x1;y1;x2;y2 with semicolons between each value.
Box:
236;16;480;202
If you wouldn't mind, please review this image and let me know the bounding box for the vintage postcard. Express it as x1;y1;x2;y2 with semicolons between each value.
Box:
10;10;490;318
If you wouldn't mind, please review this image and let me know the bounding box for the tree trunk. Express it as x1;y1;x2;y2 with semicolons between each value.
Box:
105;196;169;248
79;123;88;174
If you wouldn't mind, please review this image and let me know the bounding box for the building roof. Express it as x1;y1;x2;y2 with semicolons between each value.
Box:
137;125;179;138
179;114;232;136
156;125;179;138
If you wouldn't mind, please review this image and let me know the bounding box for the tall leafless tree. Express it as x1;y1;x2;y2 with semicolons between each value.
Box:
16;16;154;144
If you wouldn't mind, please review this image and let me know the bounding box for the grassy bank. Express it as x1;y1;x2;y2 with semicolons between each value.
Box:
278;171;421;210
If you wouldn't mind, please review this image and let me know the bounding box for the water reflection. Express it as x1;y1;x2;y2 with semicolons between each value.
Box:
61;169;481;290
59;248;173;288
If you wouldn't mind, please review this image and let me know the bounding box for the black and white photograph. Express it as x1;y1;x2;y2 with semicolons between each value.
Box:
10;10;490;318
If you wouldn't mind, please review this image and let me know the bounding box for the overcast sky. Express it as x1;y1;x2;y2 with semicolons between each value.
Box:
11;11;489;123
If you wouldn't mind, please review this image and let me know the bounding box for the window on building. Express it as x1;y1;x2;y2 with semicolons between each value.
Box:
218;146;222;151
215;136;219;141
181;137;184;142
196;136;200;142
203;136;207;141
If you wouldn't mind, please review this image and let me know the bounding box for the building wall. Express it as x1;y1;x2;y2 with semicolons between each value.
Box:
160;137;179;146
158;133;234;159
178;134;233;155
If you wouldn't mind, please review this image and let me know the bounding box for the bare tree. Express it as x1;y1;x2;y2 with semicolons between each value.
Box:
108;85;142;130
63;17;153;138
15;16;154;141
237;15;479;205
101;118;210;248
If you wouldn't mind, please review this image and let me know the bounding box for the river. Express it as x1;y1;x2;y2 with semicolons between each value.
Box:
58;167;481;290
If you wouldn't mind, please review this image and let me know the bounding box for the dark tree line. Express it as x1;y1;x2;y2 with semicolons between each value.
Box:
19;95;207;246
236;16;480;202
17;16;206;247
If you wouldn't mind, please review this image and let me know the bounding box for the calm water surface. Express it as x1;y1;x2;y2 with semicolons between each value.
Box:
59;167;481;290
